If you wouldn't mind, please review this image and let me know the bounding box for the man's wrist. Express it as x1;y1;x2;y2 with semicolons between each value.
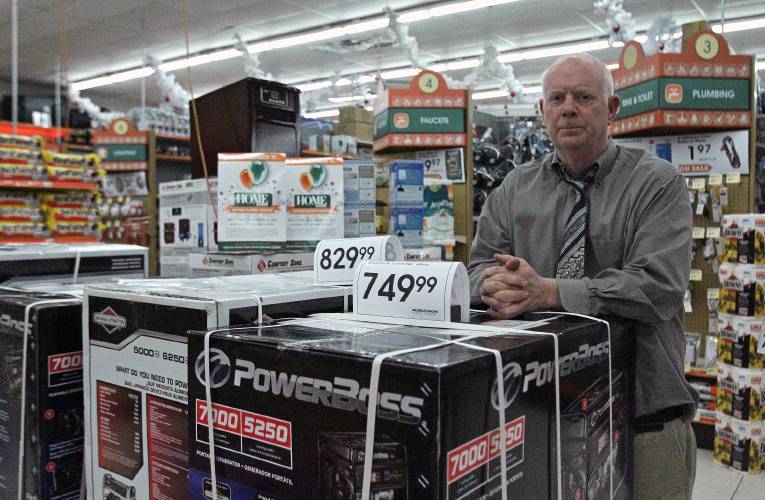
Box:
542;277;562;309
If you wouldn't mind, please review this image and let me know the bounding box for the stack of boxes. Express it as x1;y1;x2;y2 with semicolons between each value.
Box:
714;214;765;473
343;160;376;238
388;160;425;249
335;106;374;144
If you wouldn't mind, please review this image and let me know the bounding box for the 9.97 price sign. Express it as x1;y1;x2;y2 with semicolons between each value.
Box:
314;236;403;285
353;261;469;322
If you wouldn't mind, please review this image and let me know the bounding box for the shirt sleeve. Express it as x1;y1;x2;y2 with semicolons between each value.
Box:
556;173;692;325
467;173;516;305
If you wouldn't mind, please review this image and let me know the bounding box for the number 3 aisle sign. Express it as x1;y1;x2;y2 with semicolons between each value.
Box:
353;261;470;322
314;236;404;285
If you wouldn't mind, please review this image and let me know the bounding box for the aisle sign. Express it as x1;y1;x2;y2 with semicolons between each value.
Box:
314;236;404;285
353;260;469;322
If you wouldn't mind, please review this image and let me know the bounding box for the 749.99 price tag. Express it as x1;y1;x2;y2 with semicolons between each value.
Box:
314;236;404;285
353;261;469;323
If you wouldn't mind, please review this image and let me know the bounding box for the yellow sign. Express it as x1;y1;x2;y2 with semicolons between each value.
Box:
695;33;720;60
690;269;703;281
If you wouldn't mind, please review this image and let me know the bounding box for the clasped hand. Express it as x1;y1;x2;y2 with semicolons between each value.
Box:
480;254;560;319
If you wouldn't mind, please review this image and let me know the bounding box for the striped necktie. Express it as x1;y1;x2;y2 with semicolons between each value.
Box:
555;164;597;279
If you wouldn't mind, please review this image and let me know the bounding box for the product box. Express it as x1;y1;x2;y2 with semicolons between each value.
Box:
218;153;287;252
717;314;765;369
403;246;443;261
159;178;218;253
339;106;373;124
331;135;358;156
717;364;764;421
714;411;734;466
344;204;377;238
714;412;765;472
308;135;332;153
286;157;344;251
82;273;352;500
424;183;455;245
334;122;374;143
722;214;765;264
343;160;376;203
186;313;632;500
187;252;313;277
718;263;765;316
160;253;190;278
0;243;148;286
0;289;84;500
389;160;425;205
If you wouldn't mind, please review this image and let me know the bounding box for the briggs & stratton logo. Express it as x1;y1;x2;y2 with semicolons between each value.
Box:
195;349;232;388
93;307;127;334
257;259;267;272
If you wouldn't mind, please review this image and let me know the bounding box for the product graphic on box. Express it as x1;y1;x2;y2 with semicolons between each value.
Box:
0;243;147;286
721;214;765;264
717;314;765;368
286;157;344;251
718;263;765;316
83;274;352;500
187;251;313;277
218;152;288;252
0;289;83;500
187;313;631;499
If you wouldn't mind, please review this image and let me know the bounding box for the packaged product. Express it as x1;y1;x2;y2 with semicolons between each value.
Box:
343;160;375;203
423;182;455;245
217;153;287;251
0;222;49;239
0;132;42;150
0;191;37;206
718;263;765;316
717;314;765;369
0;206;44;222
714;412;734;466
44;207;101;223
729;418;765;473
732;368;764;421
344;204;376;238
0;146;41;164
286;156;344;251
717;362;735;416
389;205;424;248
0;162;46;181
389;160;425;205
721;214;765;264
48;221;102;238
44;165;98;183
39;191;100;209
42;150;100;169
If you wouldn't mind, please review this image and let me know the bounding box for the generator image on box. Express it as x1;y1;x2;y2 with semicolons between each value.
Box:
187;313;633;500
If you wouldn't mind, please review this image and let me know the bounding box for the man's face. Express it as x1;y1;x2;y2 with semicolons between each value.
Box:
540;60;619;158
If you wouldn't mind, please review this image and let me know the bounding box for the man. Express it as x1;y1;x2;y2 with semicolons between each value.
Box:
468;53;698;499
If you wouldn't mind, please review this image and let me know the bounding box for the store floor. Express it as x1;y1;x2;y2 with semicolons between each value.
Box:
692;449;765;499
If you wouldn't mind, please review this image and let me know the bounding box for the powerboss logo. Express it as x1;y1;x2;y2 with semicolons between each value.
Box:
212;357;424;424
491;341;610;410
195;349;232;389
233;192;272;207
93;307;127;334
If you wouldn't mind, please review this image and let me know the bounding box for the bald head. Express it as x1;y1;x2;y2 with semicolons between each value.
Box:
542;54;614;101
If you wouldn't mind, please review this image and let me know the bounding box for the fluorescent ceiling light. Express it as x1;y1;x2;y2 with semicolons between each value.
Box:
500;39;612;62
756;60;765;71
400;0;520;22
472;89;509;100
606;63;619;70
397;9;432;23
344;17;390;34
380;67;420;79
523;85;542;94
303;109;340;119
296;80;333;92
633;35;648;43
713;17;765;33
70;67;155;91
159;49;241;72
328;94;377;103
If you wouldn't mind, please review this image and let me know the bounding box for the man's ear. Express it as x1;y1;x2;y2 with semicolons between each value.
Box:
538;97;545;116
607;95;620;122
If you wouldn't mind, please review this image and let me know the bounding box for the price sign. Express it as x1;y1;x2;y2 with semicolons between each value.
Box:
726;173;741;184
706;227;721;239
353;261;469;322
690;269;703;282
691;227;706;239
691;178;706;191
709;174;723;186
314;236;404;285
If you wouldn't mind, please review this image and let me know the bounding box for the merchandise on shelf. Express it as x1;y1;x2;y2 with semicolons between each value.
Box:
186;312;629;499
343;160;375;204
187;251;313;277
718;262;765;316
344;204;376;238
424;182;455;246
717;314;765;368
0;132;43;150
714;412;765;472
721;214;765;264
82;273;352;500
0;289;84;500
126;105;191;137
717;362;764;421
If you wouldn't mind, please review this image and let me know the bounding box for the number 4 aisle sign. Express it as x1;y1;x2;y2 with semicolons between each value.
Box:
353;261;470;322
314;236;404;285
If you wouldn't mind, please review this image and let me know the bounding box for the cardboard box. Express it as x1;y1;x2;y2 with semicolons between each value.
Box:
0;243;147;286
717;314;765;369
159;178;217;254
160;253;190;278
217;153;287;252
339;106;373;124
331;135;358;156
83;273;352;500
344;204;376;238
334;122;374;143
186;313;631;499
307;135;332;153
721;214;765;264
286;157;345;251
717;364;764;421
343;160;376;204
718;263;765;316
188;252;313;278
0;289;84;499
389;160;425;205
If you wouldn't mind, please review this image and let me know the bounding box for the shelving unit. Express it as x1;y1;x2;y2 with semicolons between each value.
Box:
0;179;98;191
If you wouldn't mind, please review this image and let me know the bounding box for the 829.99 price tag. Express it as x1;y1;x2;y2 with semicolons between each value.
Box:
353;261;469;322
314;236;404;285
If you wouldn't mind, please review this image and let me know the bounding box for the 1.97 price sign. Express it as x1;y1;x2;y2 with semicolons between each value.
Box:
314;236;404;285
353;261;469;322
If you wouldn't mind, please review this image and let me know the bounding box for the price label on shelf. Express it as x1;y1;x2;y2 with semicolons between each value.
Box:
689;269;703;282
706;227;721;239
692;227;706;239
314;236;404;285
691;178;706;191
726;173;741;184
353;261;469;322
707;288;720;300
708;174;723;186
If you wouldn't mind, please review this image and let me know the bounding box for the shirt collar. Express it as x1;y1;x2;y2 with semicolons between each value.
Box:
550;140;618;185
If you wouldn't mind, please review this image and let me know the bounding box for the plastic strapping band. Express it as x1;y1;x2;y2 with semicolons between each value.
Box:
17;298;80;500
72;249;81;284
540;311;613;500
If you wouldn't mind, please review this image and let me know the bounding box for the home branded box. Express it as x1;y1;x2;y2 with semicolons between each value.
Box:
0;289;83;500
717;314;765;369
0;243;147;286
186;313;633;499
159;178;218;254
188;252;313;278
721;214;765;264
83;273;352;500
286;157;344;251
217;153;287;252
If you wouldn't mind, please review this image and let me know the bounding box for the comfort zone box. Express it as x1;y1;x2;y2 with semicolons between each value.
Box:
188;252;313;277
186;313;631;499
82;274;352;500
159;178;217;253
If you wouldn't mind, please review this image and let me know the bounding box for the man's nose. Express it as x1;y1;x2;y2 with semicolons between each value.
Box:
561;94;578;115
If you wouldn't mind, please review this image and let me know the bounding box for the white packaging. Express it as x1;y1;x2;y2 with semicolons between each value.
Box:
343;160;376;203
187;252;314;277
286;157;344;251
158;178;217;253
217;153;287;252
331;134;357;155
82;273;351;500
308;134;332;152
344;204;376;238
159;253;190;278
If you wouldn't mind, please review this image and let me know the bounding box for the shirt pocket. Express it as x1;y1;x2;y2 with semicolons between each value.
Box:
590;237;625;270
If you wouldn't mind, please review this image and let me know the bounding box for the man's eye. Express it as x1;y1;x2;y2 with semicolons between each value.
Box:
548;94;564;103
578;94;595;102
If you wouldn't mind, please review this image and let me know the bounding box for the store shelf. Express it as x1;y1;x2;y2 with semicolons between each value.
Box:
155;133;190;142
156;154;191;162
685;367;717;380
0;179;99;191
301;149;356;160
65;144;94;152
0;236;99;244
0;121;71;140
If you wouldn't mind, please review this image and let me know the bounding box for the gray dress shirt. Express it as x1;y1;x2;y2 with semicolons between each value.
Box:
468;141;699;418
